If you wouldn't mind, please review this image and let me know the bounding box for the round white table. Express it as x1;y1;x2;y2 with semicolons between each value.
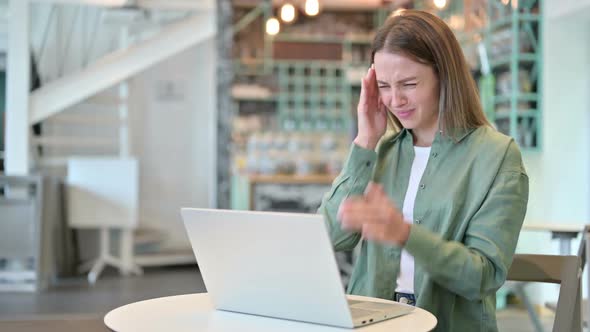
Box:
104;293;437;332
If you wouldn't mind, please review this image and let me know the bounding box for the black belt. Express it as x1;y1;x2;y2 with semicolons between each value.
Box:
394;292;416;306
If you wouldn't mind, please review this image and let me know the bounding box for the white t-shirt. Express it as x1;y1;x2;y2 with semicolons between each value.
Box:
395;146;431;294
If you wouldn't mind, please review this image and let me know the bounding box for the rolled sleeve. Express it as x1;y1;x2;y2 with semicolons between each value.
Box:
341;143;377;195
318;143;377;251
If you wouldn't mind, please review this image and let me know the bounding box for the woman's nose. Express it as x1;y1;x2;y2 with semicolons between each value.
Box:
392;89;407;107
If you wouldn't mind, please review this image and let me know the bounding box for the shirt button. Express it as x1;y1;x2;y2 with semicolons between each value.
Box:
420;184;425;189
365;161;371;167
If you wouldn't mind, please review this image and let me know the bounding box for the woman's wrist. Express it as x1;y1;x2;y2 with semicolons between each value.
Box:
398;223;411;246
353;136;378;150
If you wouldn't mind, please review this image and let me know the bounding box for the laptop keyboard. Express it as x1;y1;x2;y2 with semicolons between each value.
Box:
350;307;378;318
354;301;401;311
348;299;402;318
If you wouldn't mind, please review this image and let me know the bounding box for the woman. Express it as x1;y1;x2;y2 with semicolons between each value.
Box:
318;9;529;332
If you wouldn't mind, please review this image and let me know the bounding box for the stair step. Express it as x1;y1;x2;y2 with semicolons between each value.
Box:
37;155;120;168
47;113;122;126
32;136;118;148
84;94;127;108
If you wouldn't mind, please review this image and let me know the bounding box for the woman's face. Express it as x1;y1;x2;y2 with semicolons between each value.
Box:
374;51;440;135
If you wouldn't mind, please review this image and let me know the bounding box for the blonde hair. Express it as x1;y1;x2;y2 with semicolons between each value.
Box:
371;9;490;138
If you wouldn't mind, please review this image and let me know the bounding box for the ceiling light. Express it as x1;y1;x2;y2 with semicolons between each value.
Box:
280;3;296;23
305;0;320;17
266;17;280;36
433;0;447;9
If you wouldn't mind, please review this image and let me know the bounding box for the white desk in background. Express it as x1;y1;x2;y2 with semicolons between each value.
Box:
522;223;585;255
104;293;437;332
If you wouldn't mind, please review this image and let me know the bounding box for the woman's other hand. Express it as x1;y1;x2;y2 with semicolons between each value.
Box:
337;182;410;246
353;65;388;150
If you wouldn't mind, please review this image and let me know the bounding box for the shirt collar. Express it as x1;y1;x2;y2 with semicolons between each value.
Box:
388;127;477;145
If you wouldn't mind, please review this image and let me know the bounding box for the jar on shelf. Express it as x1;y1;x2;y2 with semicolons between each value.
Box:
260;150;278;175
276;151;296;175
295;151;313;176
246;152;259;174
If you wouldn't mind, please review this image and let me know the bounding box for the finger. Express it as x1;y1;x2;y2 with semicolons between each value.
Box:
341;203;387;228
364;182;380;201
365;182;387;203
378;97;387;114
364;196;402;226
358;77;368;112
339;201;366;226
338;197;364;220
373;183;386;197
367;66;379;101
341;195;395;223
339;199;372;230
336;198;350;221
361;223;387;242
340;211;364;231
337;198;348;221
365;64;373;79
373;201;403;227
361;66;373;101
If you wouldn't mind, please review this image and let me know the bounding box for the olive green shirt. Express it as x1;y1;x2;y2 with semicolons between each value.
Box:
318;126;529;332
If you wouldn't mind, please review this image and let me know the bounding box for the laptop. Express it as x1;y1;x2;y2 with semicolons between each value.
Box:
180;208;414;328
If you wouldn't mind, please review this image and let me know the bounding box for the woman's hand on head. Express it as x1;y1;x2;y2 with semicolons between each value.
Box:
337;182;410;246
354;65;388;151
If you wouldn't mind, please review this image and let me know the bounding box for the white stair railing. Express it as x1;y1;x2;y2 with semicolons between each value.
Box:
30;11;214;124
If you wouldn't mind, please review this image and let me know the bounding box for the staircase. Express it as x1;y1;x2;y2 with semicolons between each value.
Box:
34;85;129;171
29;3;213;171
1;1;216;276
